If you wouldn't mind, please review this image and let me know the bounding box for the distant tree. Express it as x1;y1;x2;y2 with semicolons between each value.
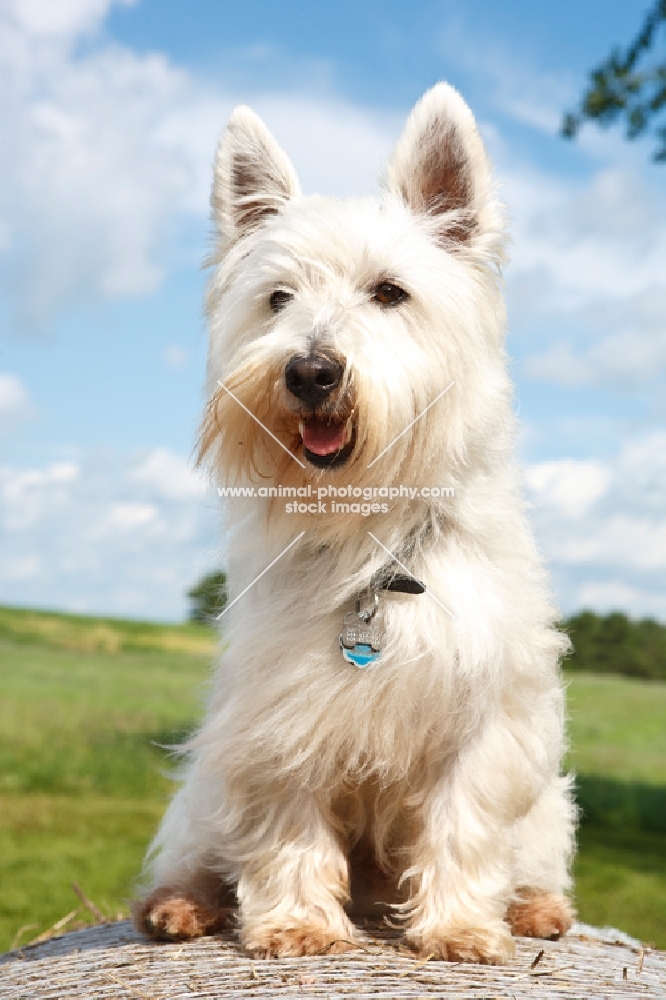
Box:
562;1;666;162
187;570;227;623
564;610;666;681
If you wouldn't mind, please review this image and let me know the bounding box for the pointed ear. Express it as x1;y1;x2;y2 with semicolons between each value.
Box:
385;83;495;245
212;106;300;243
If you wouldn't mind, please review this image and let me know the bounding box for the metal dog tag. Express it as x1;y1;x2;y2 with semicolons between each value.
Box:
339;608;383;669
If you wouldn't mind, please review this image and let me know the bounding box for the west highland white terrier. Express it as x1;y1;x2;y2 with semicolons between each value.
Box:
135;83;576;964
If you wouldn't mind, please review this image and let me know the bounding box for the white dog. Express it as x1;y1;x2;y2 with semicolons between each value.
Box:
135;83;576;964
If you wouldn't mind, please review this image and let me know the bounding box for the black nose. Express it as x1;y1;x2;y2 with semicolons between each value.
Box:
284;353;344;405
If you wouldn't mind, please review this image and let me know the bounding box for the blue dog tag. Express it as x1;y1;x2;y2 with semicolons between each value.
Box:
341;642;381;668
339;610;383;669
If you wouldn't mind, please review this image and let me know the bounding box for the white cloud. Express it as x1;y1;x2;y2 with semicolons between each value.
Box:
0;460;79;530
9;0;136;39
0;373;33;434
499;156;666;395
526;459;610;518
0;448;218;619
128;447;205;501
0;3;396;333
0;1;226;329
435;18;577;136
524;286;666;387
1;554;43;583
468;49;666;398
106;501;157;531
526;431;666;619
523;342;592;386
505;166;666;306
251;96;396;197
576;580;666;621
556;517;666;573
614;430;666;511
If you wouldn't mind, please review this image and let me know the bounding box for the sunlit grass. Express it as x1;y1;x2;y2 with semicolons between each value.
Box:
0;605;215;656
566;671;666;784
0;606;664;951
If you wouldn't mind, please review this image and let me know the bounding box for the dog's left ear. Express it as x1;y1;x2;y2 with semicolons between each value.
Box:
212;106;300;244
385;83;495;246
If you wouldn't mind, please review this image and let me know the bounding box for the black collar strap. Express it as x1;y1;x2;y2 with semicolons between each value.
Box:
375;572;426;594
370;511;443;595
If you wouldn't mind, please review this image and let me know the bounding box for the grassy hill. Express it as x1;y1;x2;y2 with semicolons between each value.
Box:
0;605;664;952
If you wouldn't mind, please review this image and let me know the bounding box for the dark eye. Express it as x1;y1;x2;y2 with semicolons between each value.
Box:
269;289;293;312
372;282;408;307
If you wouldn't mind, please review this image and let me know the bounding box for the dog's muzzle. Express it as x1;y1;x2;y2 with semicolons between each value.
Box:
285;352;355;469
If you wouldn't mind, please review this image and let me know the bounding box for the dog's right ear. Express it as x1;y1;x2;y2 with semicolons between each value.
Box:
212;107;300;244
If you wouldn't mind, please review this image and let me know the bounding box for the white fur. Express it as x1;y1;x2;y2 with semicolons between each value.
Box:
140;82;576;963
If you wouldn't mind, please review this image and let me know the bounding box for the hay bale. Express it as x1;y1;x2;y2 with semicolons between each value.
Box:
1;920;664;998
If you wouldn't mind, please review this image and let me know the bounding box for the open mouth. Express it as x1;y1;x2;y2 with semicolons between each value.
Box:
298;415;355;469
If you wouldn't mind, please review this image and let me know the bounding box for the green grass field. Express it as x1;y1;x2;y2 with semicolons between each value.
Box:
564;674;666;946
0;607;664;952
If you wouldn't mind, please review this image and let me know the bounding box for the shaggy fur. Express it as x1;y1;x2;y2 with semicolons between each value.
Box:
135;82;576;964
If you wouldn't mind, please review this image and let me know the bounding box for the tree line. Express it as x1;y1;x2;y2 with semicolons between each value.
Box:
187;571;666;681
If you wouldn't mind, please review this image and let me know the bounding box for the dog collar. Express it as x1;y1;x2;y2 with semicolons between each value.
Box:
336;511;437;667
374;572;426;594
370;509;443;595
339;571;425;669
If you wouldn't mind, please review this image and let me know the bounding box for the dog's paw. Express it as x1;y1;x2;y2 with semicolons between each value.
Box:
407;921;515;964
134;888;230;941
506;891;574;940
242;923;358;958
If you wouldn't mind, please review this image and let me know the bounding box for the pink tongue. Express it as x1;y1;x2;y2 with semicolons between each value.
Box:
302;418;346;456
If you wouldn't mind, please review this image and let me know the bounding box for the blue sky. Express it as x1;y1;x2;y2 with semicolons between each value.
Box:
1;0;665;620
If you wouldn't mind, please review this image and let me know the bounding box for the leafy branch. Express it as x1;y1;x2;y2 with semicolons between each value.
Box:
562;0;666;162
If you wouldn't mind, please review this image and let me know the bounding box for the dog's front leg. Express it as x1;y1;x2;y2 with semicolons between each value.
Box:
402;725;523;964
236;787;357;958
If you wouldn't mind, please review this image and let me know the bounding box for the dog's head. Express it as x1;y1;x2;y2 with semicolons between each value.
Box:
199;83;508;488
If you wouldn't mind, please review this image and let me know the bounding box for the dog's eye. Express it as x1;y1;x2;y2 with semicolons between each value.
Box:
372;282;408;307
269;289;294;313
